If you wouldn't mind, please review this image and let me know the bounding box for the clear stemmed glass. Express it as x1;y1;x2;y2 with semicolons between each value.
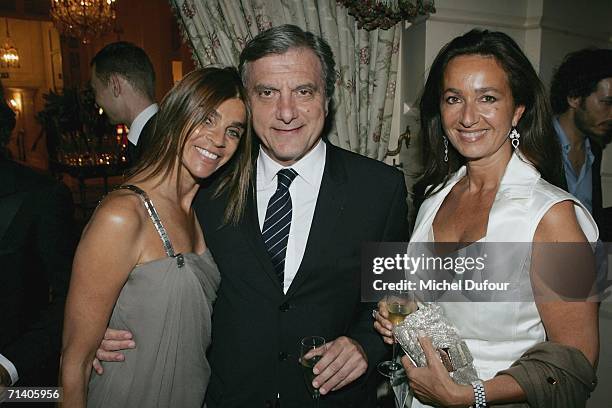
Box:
299;336;326;407
377;290;415;378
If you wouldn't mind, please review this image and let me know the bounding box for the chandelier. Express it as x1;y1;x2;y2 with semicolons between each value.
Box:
337;0;435;30
1;18;20;69
50;0;118;44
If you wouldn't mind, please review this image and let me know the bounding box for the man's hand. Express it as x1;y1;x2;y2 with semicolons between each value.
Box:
92;329;135;375
305;336;367;395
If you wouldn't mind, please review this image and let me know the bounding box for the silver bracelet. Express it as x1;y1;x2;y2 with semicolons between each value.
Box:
471;380;487;408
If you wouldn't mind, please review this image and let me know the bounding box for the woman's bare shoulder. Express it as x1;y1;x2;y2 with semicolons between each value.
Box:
535;200;586;243
85;189;148;236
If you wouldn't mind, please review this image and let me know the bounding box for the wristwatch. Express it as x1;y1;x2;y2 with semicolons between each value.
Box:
471;380;487;408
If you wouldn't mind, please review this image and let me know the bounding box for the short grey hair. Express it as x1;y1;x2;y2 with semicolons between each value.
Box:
238;24;336;99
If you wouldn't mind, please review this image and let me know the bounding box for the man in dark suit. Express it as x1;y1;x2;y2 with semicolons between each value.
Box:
198;25;408;407
0;103;75;393
550;48;612;239
95;25;408;407
90;42;157;163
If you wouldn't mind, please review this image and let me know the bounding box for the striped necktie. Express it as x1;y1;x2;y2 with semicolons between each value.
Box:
262;168;298;284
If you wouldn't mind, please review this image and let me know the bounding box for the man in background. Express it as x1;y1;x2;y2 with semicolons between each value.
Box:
90;41;157;163
550;48;612;239
0;90;75;397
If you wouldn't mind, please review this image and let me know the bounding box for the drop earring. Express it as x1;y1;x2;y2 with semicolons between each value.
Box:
509;127;520;149
443;136;449;162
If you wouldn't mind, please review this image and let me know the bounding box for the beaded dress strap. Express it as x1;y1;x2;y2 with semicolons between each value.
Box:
115;184;184;268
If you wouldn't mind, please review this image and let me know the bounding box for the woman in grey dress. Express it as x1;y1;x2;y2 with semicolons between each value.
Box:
60;67;253;407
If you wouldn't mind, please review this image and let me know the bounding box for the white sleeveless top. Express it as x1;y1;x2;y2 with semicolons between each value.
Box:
408;153;598;407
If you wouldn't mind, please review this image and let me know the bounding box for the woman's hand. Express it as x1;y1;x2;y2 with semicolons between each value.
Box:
401;336;473;408
373;301;394;344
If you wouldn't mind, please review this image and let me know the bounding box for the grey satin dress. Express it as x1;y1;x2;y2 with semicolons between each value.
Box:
87;185;220;408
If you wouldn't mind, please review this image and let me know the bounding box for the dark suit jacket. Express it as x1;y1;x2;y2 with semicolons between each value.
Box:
196;143;409;408
590;143;612;241
127;112;157;165
0;159;75;387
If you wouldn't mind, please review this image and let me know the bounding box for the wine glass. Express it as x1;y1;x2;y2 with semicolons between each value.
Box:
377;290;415;378
299;336;326;407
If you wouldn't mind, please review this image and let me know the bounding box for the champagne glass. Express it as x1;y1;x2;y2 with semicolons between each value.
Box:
299;336;326;406
377;290;415;378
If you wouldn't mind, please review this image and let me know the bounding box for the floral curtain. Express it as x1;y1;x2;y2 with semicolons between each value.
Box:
170;0;411;161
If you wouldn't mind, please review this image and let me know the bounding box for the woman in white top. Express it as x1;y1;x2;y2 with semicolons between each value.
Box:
375;29;599;407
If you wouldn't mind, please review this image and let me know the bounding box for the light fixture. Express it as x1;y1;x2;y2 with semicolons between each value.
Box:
9;98;20;111
337;0;435;30
50;0;118;44
1;18;20;68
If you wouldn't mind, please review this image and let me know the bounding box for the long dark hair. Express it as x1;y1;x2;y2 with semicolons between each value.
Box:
129;66;253;224
415;29;563;200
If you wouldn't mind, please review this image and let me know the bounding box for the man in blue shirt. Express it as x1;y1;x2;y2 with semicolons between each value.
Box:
550;48;612;238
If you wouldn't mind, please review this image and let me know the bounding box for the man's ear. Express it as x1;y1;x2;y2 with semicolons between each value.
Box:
567;95;582;110
109;74;122;98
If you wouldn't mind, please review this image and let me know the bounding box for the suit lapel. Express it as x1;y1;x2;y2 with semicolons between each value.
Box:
286;144;347;297
591;143;603;219
241;172;285;293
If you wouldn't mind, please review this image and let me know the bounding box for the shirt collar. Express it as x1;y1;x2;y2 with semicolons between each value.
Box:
554;116;571;152
128;103;158;145
553;115;593;154
257;139;326;188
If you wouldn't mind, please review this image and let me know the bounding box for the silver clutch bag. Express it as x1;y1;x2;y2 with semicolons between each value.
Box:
393;303;479;385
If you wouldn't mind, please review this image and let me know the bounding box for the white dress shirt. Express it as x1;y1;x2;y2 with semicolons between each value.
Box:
0;353;18;385
257;140;326;293
127;103;158;146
